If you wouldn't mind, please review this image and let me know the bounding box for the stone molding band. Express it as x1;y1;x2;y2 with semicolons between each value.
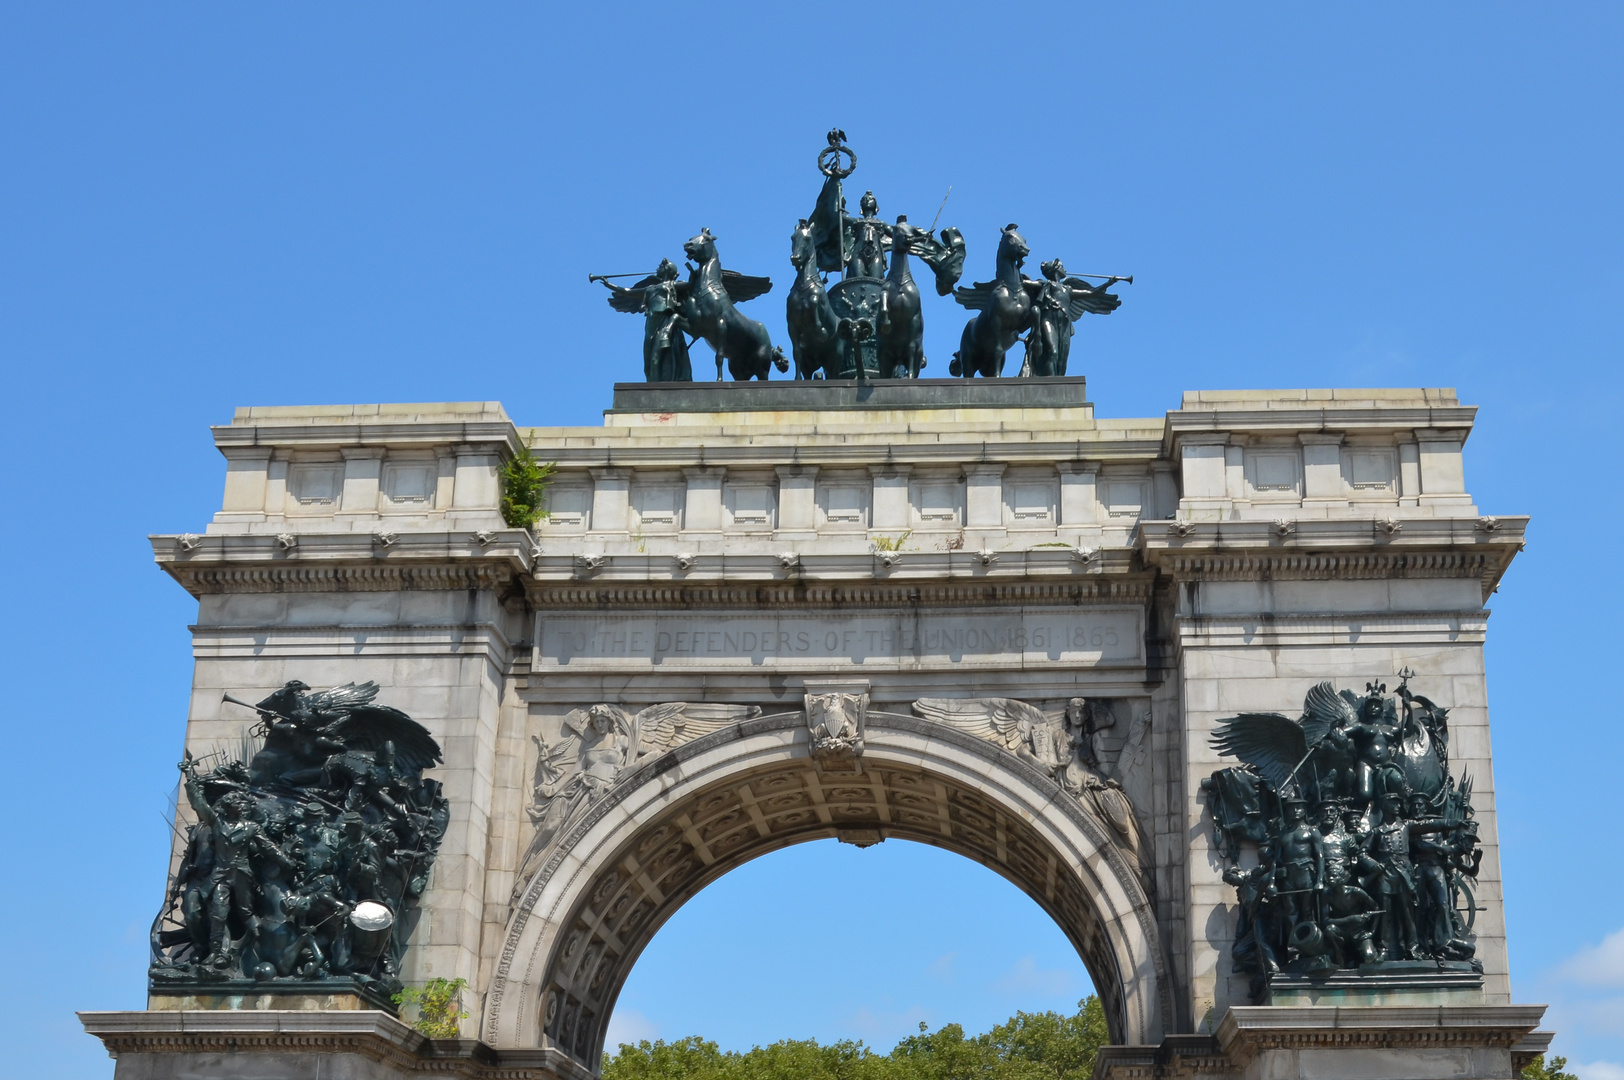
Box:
79;1010;593;1080
1149;550;1505;581
525;579;1154;610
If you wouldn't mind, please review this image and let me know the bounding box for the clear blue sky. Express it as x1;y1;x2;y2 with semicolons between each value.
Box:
2;4;1621;1078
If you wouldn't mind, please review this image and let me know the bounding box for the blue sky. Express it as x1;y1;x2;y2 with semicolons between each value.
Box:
1;4;1621;1078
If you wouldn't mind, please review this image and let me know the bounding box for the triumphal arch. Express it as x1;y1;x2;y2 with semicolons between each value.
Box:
80;375;1554;1080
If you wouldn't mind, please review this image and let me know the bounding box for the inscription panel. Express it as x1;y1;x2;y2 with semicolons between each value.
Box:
535;607;1143;672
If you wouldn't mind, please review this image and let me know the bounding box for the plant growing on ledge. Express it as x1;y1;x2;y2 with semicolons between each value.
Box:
499;445;558;529
392;977;469;1039
871;530;912;552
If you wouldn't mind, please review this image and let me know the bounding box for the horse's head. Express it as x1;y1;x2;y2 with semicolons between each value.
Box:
998;224;1030;267
683;228;718;265
890;214;920;252
790;219;814;268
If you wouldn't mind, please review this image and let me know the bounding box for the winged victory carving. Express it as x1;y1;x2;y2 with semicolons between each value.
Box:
512;702;761;902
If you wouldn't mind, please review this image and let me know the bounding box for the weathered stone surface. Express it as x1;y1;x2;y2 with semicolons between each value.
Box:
109;383;1540;1078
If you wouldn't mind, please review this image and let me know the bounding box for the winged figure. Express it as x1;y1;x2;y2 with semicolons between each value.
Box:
239;680;442;787
913;696;1064;766
511;702;761;903
951;227;1126;378
598;258;693;382
1207;680;1354;795
1023;259;1124;376
913;697;1147;866
1397;687;1450;796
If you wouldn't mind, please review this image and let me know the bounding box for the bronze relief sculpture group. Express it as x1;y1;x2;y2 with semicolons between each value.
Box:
595;130;1130;382
150;682;450;1001
1204;672;1483;1001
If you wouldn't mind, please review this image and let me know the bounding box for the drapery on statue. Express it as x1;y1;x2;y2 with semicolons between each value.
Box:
951;227;1127;378
595;258;692;382
512;702;763;904
1203;673;1482;1002
795;130;965;380
910;697;1146;869
150;682;450;1004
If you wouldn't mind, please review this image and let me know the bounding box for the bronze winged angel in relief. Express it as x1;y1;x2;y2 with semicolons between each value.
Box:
229;680;443;789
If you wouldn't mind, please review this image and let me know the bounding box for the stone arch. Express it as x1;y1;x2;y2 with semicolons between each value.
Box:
483;711;1170;1065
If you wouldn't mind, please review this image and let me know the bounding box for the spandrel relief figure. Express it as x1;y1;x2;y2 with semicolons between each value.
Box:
1206;674;1483;999
513;703;762;903
910;697;1146;860
150;681;449;1000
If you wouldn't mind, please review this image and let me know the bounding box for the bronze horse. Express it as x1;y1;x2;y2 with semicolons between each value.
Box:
951;224;1034;378
878;219;964;379
786;219;840;379
682;228;786;381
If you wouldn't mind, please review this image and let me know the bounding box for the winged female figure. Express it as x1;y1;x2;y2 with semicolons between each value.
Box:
511;702;760;904
913;696;1147;872
233;680;442;788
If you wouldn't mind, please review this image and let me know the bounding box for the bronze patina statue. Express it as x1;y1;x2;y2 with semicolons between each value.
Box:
150;681;450;1005
796;130;964;379
593;236;783;383
595;259;692;382
596;126;1133;383
1202;673;1482;1002
952;229;1127;378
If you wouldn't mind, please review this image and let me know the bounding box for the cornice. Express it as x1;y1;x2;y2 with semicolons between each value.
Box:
78;1011;592;1080
1141;517;1526;597
166;562;520;597
1151;550;1496;581
213;419;523;453
1215;1005;1547;1061
1160;404;1477;457
152;532;534;597
524;577;1154;611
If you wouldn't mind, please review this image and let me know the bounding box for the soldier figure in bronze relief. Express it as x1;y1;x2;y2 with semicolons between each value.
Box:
151;681;450;1001
1205;674;1483;999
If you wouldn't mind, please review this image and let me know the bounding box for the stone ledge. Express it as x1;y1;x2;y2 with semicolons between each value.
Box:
1178;388;1460;408
1092;1007;1548;1080
79;1010;594;1080
1215;1003;1548;1057
609;377;1090;413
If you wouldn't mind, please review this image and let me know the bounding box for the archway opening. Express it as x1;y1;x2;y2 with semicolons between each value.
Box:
605;837;1097;1053
490;711;1167;1062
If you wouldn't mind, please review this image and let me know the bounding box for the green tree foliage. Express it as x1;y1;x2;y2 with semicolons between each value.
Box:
602;997;1109;1080
499;445;557;529
1521;1054;1579;1080
392;977;469;1039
